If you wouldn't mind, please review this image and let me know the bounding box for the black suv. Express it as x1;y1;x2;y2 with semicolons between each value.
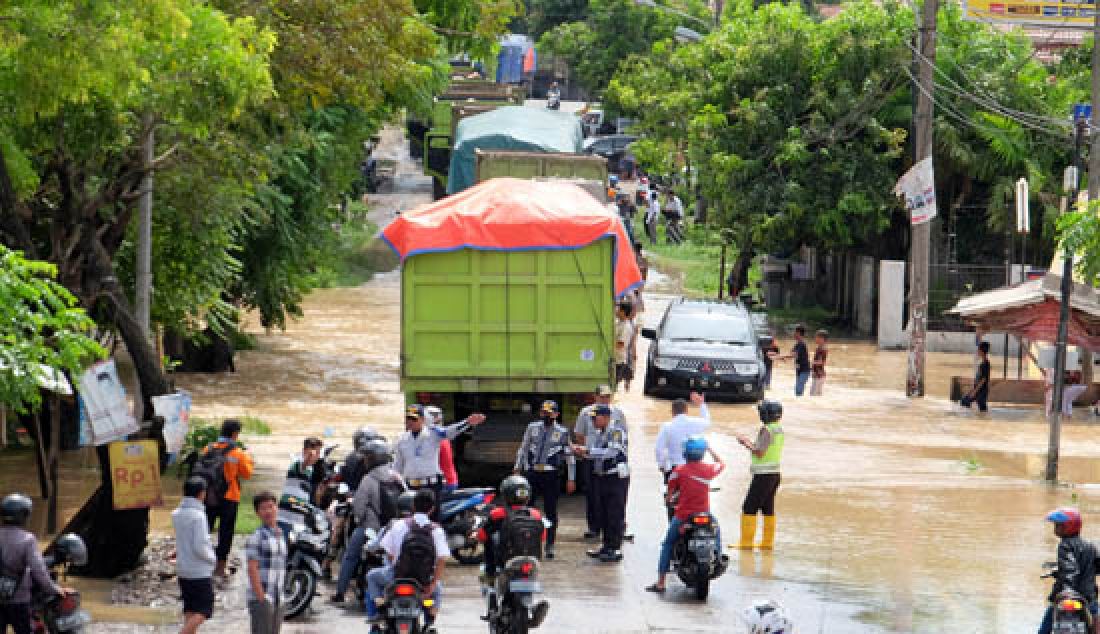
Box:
641;299;766;401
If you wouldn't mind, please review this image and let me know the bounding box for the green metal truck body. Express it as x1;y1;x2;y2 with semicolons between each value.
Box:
401;240;615;472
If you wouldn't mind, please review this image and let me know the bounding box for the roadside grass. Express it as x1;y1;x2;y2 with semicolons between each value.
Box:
643;223;759;298
310;201;396;288
765;306;841;332
234;490;262;535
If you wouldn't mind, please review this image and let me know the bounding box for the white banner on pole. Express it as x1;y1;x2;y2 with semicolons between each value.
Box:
894;157;938;225
78;360;139;445
152;391;192;455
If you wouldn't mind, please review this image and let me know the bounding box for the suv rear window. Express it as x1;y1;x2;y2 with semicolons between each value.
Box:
663;312;753;344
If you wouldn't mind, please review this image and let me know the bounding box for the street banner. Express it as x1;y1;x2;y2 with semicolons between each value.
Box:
894;157;938;225
78;360;139;445
152;391;192;456
108;440;163;510
962;0;1098;27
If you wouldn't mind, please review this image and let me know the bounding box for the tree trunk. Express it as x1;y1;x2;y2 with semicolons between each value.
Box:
729;231;755;298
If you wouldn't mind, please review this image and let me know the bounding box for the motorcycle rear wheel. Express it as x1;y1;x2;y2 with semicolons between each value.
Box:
452;511;485;564
693;574;710;601
282;568;317;619
510;603;529;634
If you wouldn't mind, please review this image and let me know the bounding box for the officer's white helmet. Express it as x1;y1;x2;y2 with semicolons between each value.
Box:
741;599;793;634
424;405;444;426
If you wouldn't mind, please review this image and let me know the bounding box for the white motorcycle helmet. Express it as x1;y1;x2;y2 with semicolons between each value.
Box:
741;599;793;634
424;405;444;426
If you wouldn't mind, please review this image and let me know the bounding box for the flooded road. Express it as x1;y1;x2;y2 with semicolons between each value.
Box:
79;122;1100;633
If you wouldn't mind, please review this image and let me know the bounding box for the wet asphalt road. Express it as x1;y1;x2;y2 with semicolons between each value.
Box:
82;119;1100;634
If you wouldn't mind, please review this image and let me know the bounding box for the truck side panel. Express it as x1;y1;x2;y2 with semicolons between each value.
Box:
475;150;607;184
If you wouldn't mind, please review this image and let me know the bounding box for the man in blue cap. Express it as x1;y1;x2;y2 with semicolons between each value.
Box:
573;405;629;562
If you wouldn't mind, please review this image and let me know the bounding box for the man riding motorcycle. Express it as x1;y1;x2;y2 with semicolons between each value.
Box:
476;475;546;582
645;436;725;594
333;440;406;604
0;494;72;634
1039;507;1098;634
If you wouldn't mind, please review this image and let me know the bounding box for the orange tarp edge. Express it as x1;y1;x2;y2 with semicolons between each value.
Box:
381;178;643;298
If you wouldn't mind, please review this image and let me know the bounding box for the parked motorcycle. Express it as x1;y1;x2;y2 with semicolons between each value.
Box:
484;556;550;634
669;512;728;600
1042;561;1092;633
439;486;496;564
282;497;331;619
32;534;91;634
377;579;436;634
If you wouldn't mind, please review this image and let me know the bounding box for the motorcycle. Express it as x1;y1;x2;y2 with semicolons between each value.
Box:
439;487;496;564
484;556;550;634
377;579;436;634
546;92;561;111
32;534;91;634
669;512;728;600
351;528;388;604
1042;561;1092;633
282;497;331;619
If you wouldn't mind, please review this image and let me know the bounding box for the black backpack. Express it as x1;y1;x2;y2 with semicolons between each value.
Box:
393;519;438;586
374;479;403;527
497;507;544;563
191;443;233;508
0;543;22;601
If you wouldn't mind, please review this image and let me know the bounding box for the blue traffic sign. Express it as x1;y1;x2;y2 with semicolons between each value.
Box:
1073;104;1092;121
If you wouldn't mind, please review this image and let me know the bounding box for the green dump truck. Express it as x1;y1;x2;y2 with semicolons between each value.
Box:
400;225;617;478
447;106;606;196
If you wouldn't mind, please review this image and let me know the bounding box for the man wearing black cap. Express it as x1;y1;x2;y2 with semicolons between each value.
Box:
394;404;486;518
573;405;629;562
514;400;576;560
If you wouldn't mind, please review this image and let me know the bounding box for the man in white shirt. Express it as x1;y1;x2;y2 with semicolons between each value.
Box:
654;391;710;479
645;188;660;244
661;190;685;244
365;490;450;631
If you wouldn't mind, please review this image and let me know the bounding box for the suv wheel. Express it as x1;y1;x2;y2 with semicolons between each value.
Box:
643;365;657;396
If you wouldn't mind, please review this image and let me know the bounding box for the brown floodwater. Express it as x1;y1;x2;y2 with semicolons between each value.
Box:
9;124;1100;633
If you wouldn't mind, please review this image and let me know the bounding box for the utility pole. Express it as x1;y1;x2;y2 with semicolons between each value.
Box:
135;114;154;341
1047;111;1088;482
906;0;937;398
1080;9;1100;388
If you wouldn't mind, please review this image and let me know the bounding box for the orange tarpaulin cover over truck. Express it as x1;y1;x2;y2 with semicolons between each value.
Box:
381;177;643;298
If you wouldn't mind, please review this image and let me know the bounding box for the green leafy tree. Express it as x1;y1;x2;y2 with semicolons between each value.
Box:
0;246;105;414
540;0;711;96
527;0;589;38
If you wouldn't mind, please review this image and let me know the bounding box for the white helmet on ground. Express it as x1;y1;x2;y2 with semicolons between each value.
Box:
424;405;444;426
741;599;793;634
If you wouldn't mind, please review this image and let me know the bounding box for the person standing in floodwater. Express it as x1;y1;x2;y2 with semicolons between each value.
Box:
735;400;784;551
960;341;991;412
779;325;811;396
809;330;829;396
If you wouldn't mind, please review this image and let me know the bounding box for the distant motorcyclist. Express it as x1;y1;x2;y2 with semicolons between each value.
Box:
645;436;724;594
1039;507;1098;634
0;494;69;634
741;599;794;634
547;82;561;110
332;440;406;604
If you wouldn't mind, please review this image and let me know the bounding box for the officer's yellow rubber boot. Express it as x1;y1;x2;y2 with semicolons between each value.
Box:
737;514;757;550
760;515;777;550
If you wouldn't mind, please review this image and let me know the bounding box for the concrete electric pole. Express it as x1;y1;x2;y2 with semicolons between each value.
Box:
906;0;937;398
135;114;154;341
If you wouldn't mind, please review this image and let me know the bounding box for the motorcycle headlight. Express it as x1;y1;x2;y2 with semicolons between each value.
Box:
733;363;759;376
654;356;679;370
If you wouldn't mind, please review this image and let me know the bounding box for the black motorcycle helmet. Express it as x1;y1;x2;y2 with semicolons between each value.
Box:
397;491;416;518
362;439;393;472
54;533;89;566
500;475;532;506
757;399;783;424
352;426;383;451
0;493;32;527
